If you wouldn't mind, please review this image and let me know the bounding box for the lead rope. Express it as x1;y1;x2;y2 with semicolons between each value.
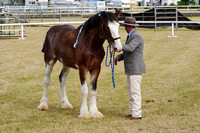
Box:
105;44;115;88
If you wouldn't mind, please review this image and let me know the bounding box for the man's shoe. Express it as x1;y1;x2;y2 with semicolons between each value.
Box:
129;117;142;120
125;114;132;118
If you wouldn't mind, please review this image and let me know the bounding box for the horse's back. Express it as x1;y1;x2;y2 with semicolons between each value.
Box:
47;25;75;35
43;25;76;64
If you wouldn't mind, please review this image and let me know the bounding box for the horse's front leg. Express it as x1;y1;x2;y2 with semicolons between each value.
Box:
89;66;104;118
78;66;91;119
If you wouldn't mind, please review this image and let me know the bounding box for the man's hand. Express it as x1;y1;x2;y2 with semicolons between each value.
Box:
114;56;119;65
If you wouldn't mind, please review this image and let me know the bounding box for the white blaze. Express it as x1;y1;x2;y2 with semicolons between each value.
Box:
108;21;122;52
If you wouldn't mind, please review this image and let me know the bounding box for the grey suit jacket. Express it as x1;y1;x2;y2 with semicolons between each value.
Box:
118;29;146;75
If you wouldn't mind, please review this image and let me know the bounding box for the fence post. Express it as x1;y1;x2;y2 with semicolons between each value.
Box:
168;22;177;38
172;22;174;36
19;24;25;40
131;7;132;17
54;8;55;22
59;9;61;22
41;8;43;25
68;4;69;21
154;5;157;32
81;6;83;21
29;9;31;23
176;6;178;31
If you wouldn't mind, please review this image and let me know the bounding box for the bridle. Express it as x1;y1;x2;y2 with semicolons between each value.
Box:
101;20;121;44
107;36;121;46
112;37;121;41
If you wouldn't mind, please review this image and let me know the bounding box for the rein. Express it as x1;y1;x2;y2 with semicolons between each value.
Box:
105;43;116;88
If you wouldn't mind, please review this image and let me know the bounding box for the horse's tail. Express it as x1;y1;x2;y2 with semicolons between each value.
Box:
41;40;45;53
41;30;52;53
42;27;57;64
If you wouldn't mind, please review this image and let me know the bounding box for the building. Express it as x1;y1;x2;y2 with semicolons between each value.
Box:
161;0;181;5
195;0;200;5
0;0;25;5
50;0;74;5
126;0;184;6
105;0;122;7
0;0;49;6
0;0;199;6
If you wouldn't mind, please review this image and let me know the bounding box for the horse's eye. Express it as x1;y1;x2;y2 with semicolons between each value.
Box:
103;25;109;31
106;26;110;30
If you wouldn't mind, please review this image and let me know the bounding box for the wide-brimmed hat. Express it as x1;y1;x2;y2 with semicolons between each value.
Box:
120;17;139;27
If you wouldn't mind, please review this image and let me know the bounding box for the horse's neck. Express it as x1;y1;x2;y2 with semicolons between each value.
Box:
85;28;105;49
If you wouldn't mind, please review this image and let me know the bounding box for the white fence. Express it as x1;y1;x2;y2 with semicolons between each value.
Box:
1;5;200;23
0;21;199;39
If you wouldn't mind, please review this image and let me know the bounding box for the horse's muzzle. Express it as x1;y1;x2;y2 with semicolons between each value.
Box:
109;40;122;52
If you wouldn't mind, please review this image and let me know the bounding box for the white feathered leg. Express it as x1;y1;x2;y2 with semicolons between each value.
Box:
79;81;91;119
37;59;56;111
59;66;73;109
89;70;104;118
90;90;103;118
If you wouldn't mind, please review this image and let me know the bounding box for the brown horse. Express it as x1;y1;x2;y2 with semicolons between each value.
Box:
37;10;122;119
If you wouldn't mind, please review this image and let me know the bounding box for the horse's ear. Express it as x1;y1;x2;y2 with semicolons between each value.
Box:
114;8;121;18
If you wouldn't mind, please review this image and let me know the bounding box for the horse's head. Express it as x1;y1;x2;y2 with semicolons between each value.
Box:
100;10;122;52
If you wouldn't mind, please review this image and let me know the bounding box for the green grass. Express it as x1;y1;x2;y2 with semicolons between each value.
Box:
0;27;200;133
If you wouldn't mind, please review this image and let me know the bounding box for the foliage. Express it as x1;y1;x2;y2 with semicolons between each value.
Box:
170;3;176;6
178;0;196;5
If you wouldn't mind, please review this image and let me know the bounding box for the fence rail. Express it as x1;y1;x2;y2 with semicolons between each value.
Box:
1;6;200;23
0;21;199;39
1;6;199;39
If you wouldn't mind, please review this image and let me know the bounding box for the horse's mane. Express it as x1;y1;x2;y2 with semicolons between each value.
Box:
75;12;117;35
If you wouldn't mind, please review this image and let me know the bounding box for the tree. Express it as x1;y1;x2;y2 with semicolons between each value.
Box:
178;0;196;5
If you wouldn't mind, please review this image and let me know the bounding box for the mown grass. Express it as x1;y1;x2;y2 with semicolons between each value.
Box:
0;26;200;133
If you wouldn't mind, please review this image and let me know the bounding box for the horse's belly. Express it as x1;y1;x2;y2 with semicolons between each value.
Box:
56;51;78;68
61;59;78;69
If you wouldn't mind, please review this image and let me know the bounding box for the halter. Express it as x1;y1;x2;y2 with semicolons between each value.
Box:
107;37;121;44
74;23;120;49
113;37;121;41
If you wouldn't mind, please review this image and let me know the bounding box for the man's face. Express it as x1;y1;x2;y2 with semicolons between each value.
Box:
125;25;129;33
125;25;135;33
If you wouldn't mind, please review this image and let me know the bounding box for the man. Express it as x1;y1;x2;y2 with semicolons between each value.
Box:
115;17;146;120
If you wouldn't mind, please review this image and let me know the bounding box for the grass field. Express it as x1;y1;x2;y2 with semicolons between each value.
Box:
0;26;200;133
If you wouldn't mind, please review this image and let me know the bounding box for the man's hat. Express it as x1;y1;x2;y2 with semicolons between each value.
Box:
120;17;139;27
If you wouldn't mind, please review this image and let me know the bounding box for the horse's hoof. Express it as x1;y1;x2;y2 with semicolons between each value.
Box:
61;103;73;110
37;102;48;111
78;112;91;119
91;111;104;119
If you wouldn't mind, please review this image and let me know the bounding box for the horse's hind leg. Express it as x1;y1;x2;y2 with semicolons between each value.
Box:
37;58;56;111
59;65;73;109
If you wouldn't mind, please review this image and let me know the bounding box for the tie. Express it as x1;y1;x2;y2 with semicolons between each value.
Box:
125;35;129;44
